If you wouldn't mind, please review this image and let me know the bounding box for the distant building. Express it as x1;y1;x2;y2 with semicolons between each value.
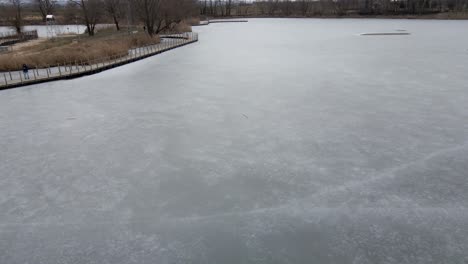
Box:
46;15;55;22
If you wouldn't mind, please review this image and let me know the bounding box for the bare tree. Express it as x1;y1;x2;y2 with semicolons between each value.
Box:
299;0;312;16
159;0;196;31
133;0;162;36
62;1;81;24
255;1;268;15
70;0;104;36
199;0;208;15
104;0;124;30
237;1;252;16
215;0;224;16
279;0;293;16
209;0;215;15
225;0;233;16
267;0;279;16
36;0;56;22
5;0;24;34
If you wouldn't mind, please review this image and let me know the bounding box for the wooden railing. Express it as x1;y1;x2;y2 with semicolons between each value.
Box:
0;30;38;46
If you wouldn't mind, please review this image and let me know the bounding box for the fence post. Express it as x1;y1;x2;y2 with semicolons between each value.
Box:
58;64;62;76
32;67;37;80
19;70;23;83
3;73;7;86
8;71;12;80
47;66;50;78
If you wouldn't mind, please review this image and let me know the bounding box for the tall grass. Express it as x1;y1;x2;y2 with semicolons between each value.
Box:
0;33;160;71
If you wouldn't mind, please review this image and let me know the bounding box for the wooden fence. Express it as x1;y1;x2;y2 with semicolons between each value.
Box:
0;30;38;46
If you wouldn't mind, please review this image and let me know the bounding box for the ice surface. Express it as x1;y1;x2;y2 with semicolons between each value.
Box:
1;19;468;263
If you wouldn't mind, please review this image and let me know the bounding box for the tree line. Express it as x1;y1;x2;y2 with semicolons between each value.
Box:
199;0;468;17
0;0;197;36
2;0;467;37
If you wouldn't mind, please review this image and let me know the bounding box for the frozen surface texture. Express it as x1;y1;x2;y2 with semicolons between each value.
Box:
1;19;468;264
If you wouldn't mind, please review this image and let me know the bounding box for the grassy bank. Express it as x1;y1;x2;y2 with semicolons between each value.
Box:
0;29;161;71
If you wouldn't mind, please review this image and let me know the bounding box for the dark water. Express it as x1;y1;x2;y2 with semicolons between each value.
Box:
1;19;468;263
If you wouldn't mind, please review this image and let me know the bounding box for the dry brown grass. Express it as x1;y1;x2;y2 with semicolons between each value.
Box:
175;21;193;33
186;17;201;26
161;21;193;34
0;33;160;71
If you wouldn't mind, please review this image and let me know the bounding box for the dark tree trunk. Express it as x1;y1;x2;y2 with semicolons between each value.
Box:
113;15;120;30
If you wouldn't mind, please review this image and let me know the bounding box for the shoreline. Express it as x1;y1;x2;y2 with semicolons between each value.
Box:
1;13;468;28
203;12;468;20
0;33;198;90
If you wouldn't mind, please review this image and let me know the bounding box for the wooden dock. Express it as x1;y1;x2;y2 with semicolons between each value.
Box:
208;19;248;23
193;19;248;26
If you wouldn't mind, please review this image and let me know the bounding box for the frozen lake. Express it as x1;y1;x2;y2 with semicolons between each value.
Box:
1;19;468;263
